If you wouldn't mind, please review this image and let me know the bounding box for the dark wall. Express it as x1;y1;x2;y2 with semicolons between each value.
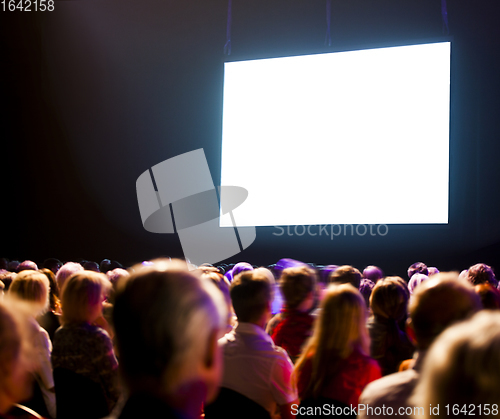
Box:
1;0;499;277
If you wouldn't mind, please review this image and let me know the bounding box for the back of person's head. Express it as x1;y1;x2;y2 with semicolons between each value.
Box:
7;270;49;316
231;270;272;323
0;272;16;292
0;302;21;372
319;265;338;285
55;262;84;292
253;267;276;287
39;269;58;295
7;261;19;273
315;283;369;357
106;268;129;285
363;265;383;282
39;268;60;312
408;273;429;294
458;269;468;281
0;301;33;413
412;311;500;414
254;267;281;314
202;269;229;291
359;278;375;308
105;268;130;305
231;262;253;278
370;276;409;321
112;259;226;400
467;263;496;286
100;259;112;273
295;283;369;398
279;266;317;309
475;283;500;310
0;258;8;271
329;265;362;289
407;262;428;279
16;260;38;273
43;258;62;275
427;267;439;276
409;273;481;350
61;270;110;325
275;258;306;274
108;260;124;271
201;270;232;325
82;260;100;272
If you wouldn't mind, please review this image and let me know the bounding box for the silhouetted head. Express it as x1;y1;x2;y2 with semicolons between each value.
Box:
370;276;409;322
329;265;362;289
16;260;37;273
408;273;481;350
363;265;383;282
467;263;497;287
407;262;428;279
412;311;500;413
113;259;226;405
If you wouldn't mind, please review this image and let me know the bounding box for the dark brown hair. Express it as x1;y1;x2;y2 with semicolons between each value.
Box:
231;270;272;322
280;266;317;309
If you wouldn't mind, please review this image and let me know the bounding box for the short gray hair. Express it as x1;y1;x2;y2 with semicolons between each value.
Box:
55;262;83;291
113;259;226;393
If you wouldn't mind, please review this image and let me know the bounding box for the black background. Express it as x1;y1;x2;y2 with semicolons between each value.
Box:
1;0;499;276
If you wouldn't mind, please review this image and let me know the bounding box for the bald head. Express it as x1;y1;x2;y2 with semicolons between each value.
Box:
409;273;481;350
363;265;383;282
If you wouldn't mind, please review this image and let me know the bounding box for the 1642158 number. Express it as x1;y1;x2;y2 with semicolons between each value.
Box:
445;404;499;416
1;0;54;11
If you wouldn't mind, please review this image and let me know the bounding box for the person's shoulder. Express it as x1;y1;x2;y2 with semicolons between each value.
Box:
271;344;295;369
351;349;377;363
360;368;419;403
66;323;113;345
348;350;381;374
91;324;113;344
53;323;72;340
218;329;236;346
273;344;289;357
31;318;50;339
364;354;382;369
36;325;52;349
268;312;282;324
266;312;283;334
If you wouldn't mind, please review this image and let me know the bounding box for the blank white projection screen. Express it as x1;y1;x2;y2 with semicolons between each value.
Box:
220;42;450;226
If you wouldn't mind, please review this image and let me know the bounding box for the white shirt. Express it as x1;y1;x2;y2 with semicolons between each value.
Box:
32;319;56;418
358;352;426;419
219;322;298;415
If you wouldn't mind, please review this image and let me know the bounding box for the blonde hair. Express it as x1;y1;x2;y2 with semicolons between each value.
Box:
8;270;49;316
61;271;110;324
0;302;23;381
294;283;369;399
0;300;36;399
412;311;500;418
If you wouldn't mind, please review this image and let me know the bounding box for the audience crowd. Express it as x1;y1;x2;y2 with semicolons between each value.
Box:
0;256;499;419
